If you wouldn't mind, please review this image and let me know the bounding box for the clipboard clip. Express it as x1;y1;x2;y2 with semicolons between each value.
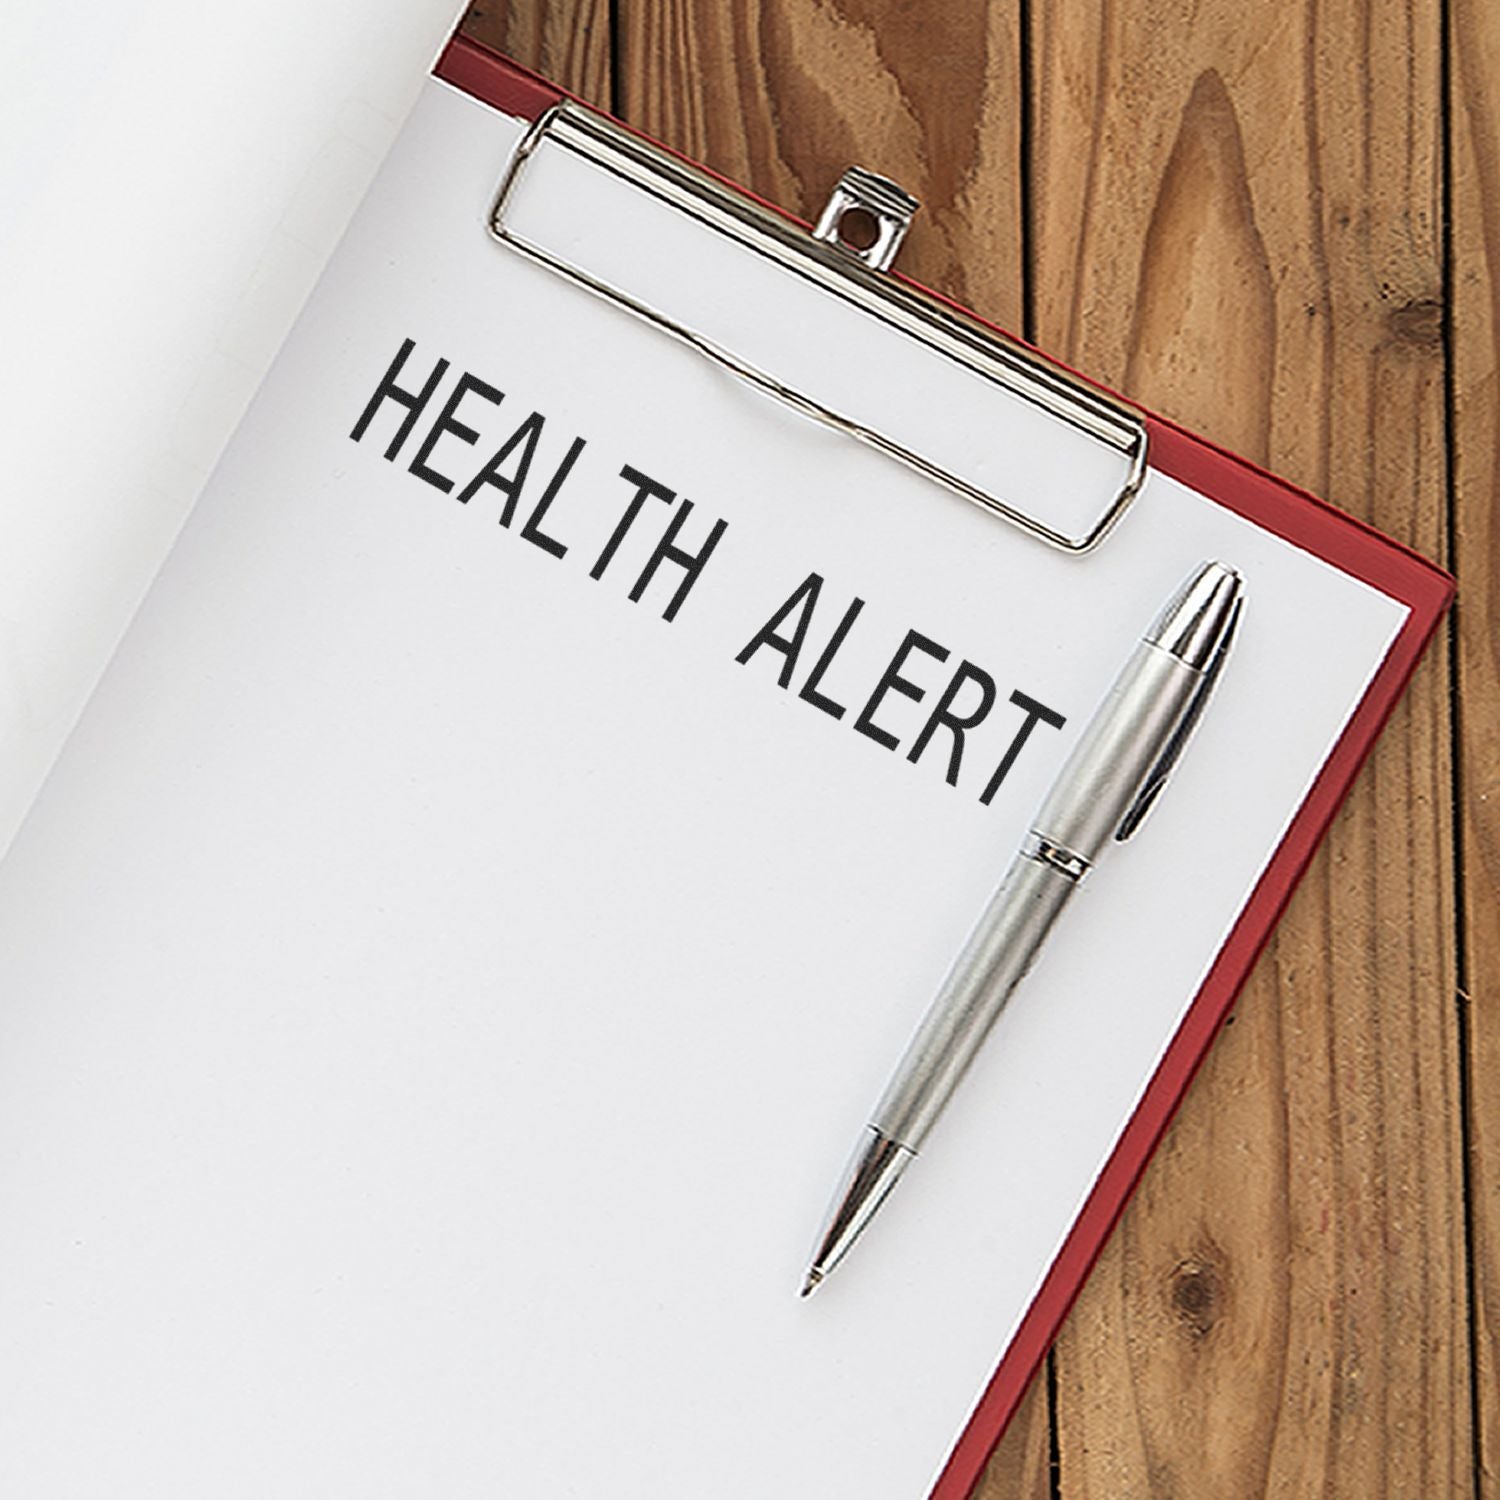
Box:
488;103;1149;554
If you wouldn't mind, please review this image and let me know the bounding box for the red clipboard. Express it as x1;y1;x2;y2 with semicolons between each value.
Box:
435;32;1452;1498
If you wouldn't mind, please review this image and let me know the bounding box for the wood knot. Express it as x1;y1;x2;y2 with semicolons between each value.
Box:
1385;296;1443;349
1167;1252;1227;1340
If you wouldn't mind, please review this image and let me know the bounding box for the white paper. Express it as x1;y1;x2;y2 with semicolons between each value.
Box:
0;81;1407;1498
0;0;463;856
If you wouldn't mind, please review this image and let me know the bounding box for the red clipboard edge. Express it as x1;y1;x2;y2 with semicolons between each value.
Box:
933;446;1450;1497
434;34;564;122
433;32;1455;1499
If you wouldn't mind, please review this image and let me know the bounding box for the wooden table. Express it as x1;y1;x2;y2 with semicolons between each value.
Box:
457;2;1495;1492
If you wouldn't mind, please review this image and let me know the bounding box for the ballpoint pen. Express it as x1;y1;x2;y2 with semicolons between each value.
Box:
801;560;1244;1296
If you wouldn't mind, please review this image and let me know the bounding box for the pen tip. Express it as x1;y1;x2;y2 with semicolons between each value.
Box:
800;1268;823;1299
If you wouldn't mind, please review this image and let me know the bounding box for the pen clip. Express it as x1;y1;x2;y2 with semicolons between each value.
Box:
1115;596;1243;842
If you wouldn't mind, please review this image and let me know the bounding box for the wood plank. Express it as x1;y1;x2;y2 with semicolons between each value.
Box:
1030;2;1467;1494
1452;0;1500;1491
459;0;612;104
969;1375;1053;1500
611;3;1046;1493
614;0;1025;330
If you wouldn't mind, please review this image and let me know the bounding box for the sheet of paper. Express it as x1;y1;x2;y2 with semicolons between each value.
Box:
0;81;1406;1498
0;0;462;855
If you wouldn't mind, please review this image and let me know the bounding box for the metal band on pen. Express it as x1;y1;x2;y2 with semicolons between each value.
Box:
1022;832;1091;882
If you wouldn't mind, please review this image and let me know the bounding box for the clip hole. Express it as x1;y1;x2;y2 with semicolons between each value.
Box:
837;206;881;252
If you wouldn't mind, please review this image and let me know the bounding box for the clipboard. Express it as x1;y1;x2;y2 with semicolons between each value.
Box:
0;30;1452;1500
436;37;1452;1486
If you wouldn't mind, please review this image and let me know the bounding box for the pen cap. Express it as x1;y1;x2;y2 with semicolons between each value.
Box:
1145;562;1243;670
1031;563;1242;867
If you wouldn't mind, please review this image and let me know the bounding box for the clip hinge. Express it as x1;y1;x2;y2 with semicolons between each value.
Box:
812;168;919;272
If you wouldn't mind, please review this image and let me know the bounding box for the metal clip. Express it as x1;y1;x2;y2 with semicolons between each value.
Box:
812;168;918;272
489;102;1150;554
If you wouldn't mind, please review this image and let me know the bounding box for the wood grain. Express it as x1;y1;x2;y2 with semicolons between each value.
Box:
460;0;612;105
1031;3;1466;1495
614;0;1026;332
1453;0;1500;1492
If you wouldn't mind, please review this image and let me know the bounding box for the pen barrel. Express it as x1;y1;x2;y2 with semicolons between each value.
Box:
870;644;1203;1153
1032;640;1202;864
872;851;1075;1150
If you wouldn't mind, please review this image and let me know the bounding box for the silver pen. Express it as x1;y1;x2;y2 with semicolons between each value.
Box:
801;560;1244;1296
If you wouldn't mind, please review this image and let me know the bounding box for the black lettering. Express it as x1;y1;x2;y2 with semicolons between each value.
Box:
906;660;997;785
629;500;728;622
409;372;503;494
349;338;449;459
457;412;544;525
519;437;584;560
978;691;1067;805
591;465;675;581
798;596;865;720
735;574;824;686
853;631;950;752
